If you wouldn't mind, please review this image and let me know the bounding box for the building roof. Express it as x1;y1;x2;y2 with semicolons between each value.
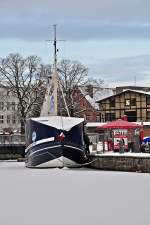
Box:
96;89;150;103
79;86;115;110
116;86;150;93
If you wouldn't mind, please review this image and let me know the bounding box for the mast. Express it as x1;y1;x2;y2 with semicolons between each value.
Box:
52;24;70;117
52;24;59;115
40;25;58;117
53;24;57;72
40;24;70;117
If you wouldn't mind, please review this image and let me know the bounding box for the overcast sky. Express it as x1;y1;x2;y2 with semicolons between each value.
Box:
1;0;150;86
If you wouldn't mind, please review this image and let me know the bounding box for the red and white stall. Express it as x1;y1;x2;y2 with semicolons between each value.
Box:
98;119;142;152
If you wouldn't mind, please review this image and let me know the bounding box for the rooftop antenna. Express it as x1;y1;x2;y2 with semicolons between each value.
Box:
134;76;136;86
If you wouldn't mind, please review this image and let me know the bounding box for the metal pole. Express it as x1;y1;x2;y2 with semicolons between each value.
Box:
53;24;57;72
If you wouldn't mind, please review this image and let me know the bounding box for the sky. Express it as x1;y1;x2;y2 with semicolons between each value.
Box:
1;0;150;87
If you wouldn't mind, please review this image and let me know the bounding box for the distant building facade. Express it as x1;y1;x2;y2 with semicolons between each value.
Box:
58;85;115;122
0;85;20;133
97;88;150;122
73;85;115;122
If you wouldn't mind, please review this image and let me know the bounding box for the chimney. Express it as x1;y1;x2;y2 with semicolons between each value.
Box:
86;85;93;98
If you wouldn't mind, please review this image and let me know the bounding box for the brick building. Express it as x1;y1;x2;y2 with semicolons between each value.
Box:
71;85;115;122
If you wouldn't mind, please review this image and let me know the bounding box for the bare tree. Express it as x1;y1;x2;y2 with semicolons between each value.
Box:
57;59;88;116
0;53;48;133
57;59;104;117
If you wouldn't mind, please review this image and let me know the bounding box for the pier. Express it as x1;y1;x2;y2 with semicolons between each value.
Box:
0;134;25;159
88;152;150;173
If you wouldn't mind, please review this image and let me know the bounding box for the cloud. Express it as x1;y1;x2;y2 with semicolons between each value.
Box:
0;0;150;22
89;55;150;86
0;0;150;41
1;21;150;41
1;0;150;89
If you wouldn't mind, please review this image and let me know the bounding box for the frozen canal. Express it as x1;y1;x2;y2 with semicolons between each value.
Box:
0;161;150;225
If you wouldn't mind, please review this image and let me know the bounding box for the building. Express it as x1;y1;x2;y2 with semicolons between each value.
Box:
0;85;20;133
116;86;150;94
97;88;150;122
75;85;115;122
0;82;115;131
58;85;115;122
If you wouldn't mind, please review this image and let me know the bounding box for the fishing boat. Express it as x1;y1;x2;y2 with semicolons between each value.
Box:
25;25;88;168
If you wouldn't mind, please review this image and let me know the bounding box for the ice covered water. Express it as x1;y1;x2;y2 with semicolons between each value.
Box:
0;161;150;225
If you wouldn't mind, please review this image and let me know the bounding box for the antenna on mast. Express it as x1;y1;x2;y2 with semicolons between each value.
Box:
46;24;65;72
53;24;57;72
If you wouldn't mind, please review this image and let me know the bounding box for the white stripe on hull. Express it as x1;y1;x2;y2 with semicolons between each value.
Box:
25;137;55;152
28;145;62;157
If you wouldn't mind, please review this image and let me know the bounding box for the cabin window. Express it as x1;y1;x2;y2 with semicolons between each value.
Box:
110;99;115;107
147;96;150;105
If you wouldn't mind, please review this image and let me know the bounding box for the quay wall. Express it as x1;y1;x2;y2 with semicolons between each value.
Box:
88;154;150;173
0;144;25;159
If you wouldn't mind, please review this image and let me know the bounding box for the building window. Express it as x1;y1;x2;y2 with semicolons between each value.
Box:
147;111;150;120
7;115;11;124
131;98;136;106
125;99;130;106
110;99;115;107
85;115;91;121
0;102;4;110
7;102;11;110
0;115;4;124
147;96;150;105
12;115;16;124
12;102;16;111
105;113;116;121
96;116;100;122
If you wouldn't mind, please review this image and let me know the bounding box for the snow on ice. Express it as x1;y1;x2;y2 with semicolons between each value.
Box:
0;161;150;225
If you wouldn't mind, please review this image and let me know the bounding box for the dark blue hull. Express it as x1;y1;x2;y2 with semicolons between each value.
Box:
25;141;87;168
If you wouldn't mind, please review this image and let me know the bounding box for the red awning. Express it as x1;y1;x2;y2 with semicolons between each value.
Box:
98;119;142;129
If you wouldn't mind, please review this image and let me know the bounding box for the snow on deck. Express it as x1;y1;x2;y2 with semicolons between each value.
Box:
0;161;150;225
